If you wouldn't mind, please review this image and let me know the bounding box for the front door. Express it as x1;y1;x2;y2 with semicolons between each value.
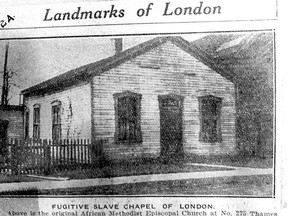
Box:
0;120;9;157
159;94;183;159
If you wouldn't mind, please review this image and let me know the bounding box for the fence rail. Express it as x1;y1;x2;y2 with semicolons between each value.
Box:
0;138;92;175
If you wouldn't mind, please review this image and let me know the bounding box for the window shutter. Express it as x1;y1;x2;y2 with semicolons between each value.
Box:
135;96;142;143
216;99;222;142
51;100;61;141
199;96;222;142
199;98;204;141
113;91;142;144
33;104;40;139
24;108;30;139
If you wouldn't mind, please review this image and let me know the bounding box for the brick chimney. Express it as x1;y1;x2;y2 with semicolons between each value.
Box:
114;38;123;55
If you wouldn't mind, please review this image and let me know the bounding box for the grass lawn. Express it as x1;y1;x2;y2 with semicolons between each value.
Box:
0;174;272;196
45;174;273;196
0;156;273;185
47;155;273;180
0;174;43;183
49;160;234;180
185;155;274;169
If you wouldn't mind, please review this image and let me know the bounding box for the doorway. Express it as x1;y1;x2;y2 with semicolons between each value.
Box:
158;94;184;160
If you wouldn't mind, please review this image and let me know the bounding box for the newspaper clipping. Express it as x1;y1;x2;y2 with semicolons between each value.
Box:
0;0;286;215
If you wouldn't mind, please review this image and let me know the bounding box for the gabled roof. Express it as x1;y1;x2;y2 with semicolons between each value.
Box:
21;36;233;97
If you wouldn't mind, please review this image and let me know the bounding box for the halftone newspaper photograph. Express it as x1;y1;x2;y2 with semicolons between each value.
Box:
0;31;275;196
0;0;285;215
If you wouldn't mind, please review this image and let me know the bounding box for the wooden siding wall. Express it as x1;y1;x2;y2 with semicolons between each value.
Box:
92;41;236;160
0;109;23;139
24;82;92;140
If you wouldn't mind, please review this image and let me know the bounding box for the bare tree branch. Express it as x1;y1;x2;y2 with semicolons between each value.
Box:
0;68;19;105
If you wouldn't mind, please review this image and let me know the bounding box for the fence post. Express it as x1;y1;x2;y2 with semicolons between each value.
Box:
43;139;51;175
11;139;19;175
91;139;107;168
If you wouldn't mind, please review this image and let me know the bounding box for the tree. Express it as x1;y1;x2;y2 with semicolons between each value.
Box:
1;42;18;106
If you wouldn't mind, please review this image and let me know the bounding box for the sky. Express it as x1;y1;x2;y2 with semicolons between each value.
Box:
0;34;206;105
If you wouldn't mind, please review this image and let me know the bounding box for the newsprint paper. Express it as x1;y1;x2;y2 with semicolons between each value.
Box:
0;0;287;215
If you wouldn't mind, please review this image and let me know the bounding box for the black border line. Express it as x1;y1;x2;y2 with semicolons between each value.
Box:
273;30;276;197
276;0;279;18
0;29;275;41
0;29;276;199
0;193;277;199
0;18;278;31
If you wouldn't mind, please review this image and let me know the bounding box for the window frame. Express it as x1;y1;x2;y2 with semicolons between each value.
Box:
113;91;142;144
51;100;61;141
33;104;40;140
198;95;222;143
24;107;30;140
